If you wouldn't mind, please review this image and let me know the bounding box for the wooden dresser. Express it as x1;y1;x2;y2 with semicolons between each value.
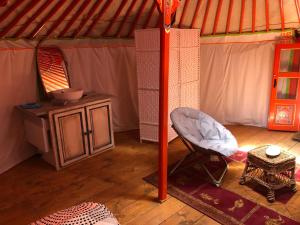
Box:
18;93;114;170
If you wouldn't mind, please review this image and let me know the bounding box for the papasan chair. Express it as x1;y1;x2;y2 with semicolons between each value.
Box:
170;107;238;187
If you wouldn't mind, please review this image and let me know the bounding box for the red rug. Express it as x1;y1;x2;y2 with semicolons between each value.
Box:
144;156;300;225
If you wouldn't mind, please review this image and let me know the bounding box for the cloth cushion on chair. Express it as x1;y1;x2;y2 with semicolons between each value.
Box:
170;107;238;156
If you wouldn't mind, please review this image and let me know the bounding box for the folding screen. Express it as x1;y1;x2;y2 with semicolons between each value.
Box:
135;28;201;142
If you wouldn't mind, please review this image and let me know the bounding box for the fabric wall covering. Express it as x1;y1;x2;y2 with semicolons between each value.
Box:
200;32;281;127
0;38;138;174
0;31;283;174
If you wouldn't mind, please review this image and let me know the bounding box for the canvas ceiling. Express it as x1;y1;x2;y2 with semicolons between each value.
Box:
0;0;299;40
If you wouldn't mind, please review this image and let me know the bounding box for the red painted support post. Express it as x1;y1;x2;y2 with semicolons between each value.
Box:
201;0;211;35
279;0;285;31
46;0;80;37
70;0;100;37
191;0;202;28
115;0;137;37
59;0;91;37
0;0;38;38
239;0;245;33
127;0;148;37
143;0;157;29
295;0;300;23
226;0;234;33
158;0;170;202
0;0;24;24
213;0;223;34
102;0;128;37
13;0;54;38
84;0;113;36
265;0;269;31
179;0;190;28
28;0;67;39
252;0;256;32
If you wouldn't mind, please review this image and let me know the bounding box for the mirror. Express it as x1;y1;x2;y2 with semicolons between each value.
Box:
279;48;300;72
37;47;70;93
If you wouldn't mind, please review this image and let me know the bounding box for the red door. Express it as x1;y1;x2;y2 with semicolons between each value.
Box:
268;43;300;131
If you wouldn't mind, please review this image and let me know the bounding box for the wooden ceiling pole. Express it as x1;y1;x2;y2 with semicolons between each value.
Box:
252;0;256;32
127;0;148;37
191;0;201;28
0;0;25;24
28;0;67;39
239;0;245;33
201;0;211;35
14;0;54;37
178;0;190;28
226;0;234;33
102;0;128;37
279;0;285;31
83;0;113;36
143;0;157;29
127;0;147;37
59;0;91;37
46;0;80;37
295;0;300;23
0;0;39;38
265;0;269;31
213;0;223;34
115;0;137;37
70;0;100;37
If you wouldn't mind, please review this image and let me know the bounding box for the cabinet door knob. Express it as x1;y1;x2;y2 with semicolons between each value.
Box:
89;130;93;134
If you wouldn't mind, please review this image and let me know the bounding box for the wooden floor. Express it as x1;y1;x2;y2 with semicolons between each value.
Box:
0;125;300;225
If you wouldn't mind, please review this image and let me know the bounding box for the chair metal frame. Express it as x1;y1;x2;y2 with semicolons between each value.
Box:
169;125;228;187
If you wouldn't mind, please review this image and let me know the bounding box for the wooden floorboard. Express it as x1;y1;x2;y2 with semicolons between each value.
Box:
0;126;299;224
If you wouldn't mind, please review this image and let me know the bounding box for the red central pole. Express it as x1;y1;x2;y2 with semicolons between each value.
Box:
158;0;170;202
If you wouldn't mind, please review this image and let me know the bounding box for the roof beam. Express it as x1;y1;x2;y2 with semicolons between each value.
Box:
226;0;234;33
59;0;91;38
143;0;156;29
115;0;137;37
191;0;202;28
265;0;269;31
213;0;223;34
28;0;67;39
0;0;8;7
0;0;39;38
102;0;128;37
279;0;285;31
70;0;100;37
84;0;113;36
252;0;256;32
201;0;211;35
14;0;54;38
239;0;245;33
127;0;148;37
0;0;25;24
179;0;190;28
46;0;80;37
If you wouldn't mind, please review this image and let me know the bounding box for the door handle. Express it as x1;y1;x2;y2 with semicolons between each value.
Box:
273;79;277;88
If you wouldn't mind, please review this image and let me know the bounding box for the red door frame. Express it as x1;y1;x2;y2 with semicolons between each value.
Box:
268;43;300;131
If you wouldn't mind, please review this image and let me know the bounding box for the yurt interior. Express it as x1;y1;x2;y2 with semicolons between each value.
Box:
1;0;300;224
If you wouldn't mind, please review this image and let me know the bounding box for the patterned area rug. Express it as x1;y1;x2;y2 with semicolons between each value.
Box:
144;155;300;225
30;202;120;225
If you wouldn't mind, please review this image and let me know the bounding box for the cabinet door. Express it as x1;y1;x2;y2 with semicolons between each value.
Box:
86;102;114;154
268;43;300;131
54;108;89;166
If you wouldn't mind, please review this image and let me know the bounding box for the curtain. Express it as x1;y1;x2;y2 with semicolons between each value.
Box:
200;32;281;127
